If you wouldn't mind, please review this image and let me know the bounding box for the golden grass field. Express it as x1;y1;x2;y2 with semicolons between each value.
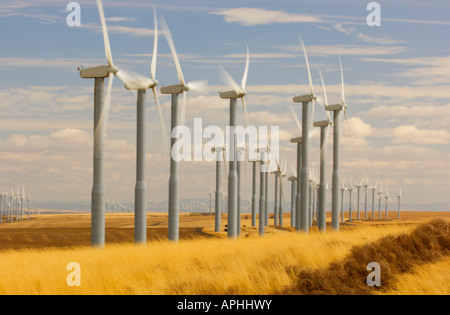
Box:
0;211;449;295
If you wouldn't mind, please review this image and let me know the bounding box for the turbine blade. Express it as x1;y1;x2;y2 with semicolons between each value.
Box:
115;68;148;88
338;52;346;105
96;0;114;67
318;69;331;121
300;35;314;96
288;103;302;135
159;15;186;86
151;5;158;80
320;125;332;158
151;86;169;152
94;73;114;159
219;66;242;94
187;80;209;94
241;43;250;92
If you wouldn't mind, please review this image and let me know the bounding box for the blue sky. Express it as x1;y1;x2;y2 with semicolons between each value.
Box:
0;0;449;210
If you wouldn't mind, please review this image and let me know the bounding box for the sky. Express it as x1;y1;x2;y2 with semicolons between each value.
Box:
0;0;449;211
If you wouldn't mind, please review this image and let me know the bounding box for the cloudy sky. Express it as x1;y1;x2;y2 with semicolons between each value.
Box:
0;0;449;211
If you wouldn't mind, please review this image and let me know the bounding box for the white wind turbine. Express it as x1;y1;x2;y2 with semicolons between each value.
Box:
377;181;383;219
385;185;391;218
355;177;364;220
293;36;318;234
340;179;347;223
370;179;378;219
219;44;250;238
397;188;402;219
348;179;354;222
288;162;298;228
159;15;208;242
363;175;370;219
326;53;350;230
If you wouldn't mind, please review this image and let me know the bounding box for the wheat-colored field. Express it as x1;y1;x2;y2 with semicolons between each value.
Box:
0;211;448;295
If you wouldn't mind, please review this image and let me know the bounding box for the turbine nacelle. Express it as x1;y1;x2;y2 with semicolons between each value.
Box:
124;78;158;91
313;120;333;128
290;137;303;144
80;65;112;79
288;176;297;181
293;94;317;104
219;90;247;100
325;103;347;112
160;84;190;95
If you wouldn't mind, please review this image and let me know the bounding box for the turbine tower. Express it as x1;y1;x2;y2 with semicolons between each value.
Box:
258;147;268;236
250;155;259;227
385;185;390;218
370;179;378;219
219;45;250;239
290;136;302;231
348;179;354;222
355;178;364;220
378;181;383;219
288;162;298;228
363;175;370;219
340;180;347;222
160;16;207;242
325;54;349;231
126;7;167;244
293;36;317;233
212;144;225;232
397;188;402;219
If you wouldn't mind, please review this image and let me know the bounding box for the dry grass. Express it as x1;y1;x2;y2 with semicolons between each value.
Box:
0;223;416;295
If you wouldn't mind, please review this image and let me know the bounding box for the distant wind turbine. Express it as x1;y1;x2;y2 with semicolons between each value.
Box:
340;180;347;223
397;188;402;219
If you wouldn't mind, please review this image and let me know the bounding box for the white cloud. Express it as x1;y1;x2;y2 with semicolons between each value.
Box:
391;125;450;145
211;8;324;26
357;33;407;45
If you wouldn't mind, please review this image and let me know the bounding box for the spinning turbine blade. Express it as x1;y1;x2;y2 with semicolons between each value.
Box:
241;44;250;92
187;80;209;94
96;0;114;67
300;35;314;96
318;69;331;121
339;52;346;105
288;103;302;134
151;86;169;152
219;66;242;94
160;15;186;86
151;5;158;80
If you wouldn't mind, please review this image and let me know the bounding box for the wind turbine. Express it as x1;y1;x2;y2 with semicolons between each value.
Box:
288;162;298;228
127;6;168;245
293;36;317;233
363;175;370;219
277;159;287;226
378;181;383;219
385;185;391;218
159;16;208;242
325;54;349;230
219;45;250;238
27;192;31;220
236;145;246;236
258;148;268;236
212;143;226;232
271;166;280;226
250;153;259;228
397;188;402;219
0;191;4;224
355;177;364;220
314;70;333;232
340;180;347;223
79;0;146;247
348;179;354;222
370;179;378;219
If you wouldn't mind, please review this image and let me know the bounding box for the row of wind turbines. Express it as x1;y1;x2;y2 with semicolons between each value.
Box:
80;1;403;247
0;187;34;223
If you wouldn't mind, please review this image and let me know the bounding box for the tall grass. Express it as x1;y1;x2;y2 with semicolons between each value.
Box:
0;224;416;295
